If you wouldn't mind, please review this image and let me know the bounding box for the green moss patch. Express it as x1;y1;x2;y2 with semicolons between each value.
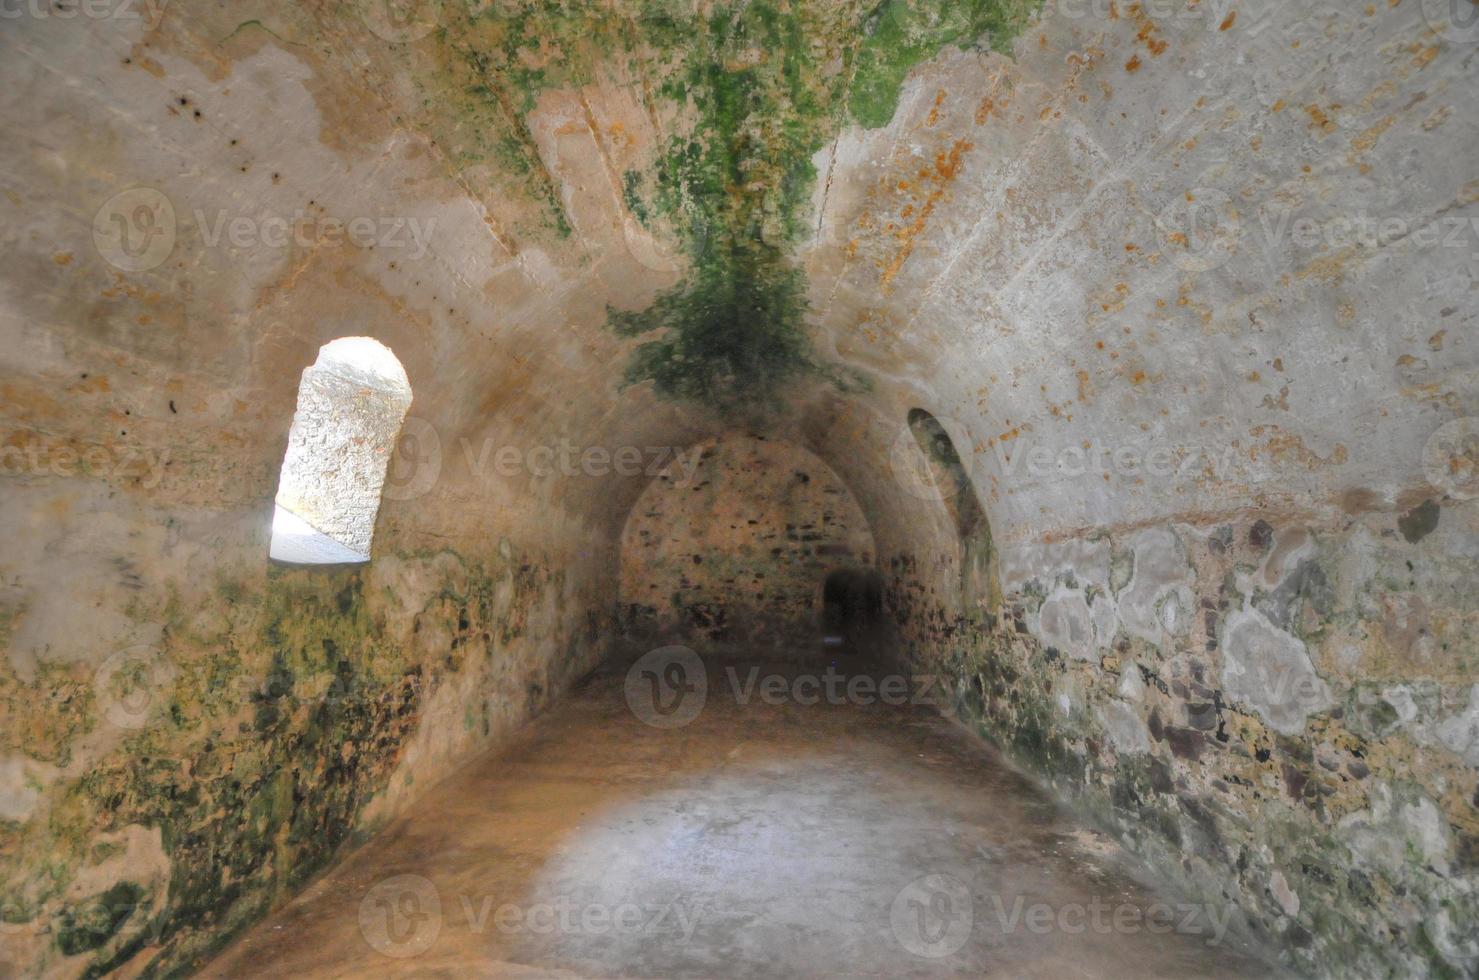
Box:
417;0;1042;412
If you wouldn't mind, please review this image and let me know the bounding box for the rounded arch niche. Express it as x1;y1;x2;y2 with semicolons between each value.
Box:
269;337;412;565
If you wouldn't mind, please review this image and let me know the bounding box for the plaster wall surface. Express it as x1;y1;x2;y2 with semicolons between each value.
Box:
0;0;1474;976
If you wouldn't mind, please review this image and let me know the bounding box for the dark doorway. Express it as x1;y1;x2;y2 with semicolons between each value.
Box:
822;567;883;655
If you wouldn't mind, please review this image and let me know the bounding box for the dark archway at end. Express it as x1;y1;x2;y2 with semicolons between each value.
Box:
821;567;884;658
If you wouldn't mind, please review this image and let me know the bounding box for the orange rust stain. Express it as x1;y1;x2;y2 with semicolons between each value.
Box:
1125;55;1142;72
1350;115;1394;158
1220;11;1238;30
926;88;947;127
1270;99;1286;113
1132;10;1169;56
878;138;973;291
53;252;73;266
1248;427;1349;468
1304;104;1337;134
974;96;1001;125
1297;249;1355;285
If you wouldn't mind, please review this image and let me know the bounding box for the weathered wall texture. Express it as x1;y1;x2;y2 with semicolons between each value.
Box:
886;498;1479;976
0;545;602;976
1;0;1476;976
619;433;875;658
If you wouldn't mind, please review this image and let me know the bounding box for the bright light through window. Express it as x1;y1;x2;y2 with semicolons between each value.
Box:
269;337;412;565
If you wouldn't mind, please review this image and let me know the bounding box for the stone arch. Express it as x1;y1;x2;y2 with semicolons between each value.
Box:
906;408;998;612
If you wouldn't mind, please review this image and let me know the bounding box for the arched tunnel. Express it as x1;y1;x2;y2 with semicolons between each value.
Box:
1;2;1476;977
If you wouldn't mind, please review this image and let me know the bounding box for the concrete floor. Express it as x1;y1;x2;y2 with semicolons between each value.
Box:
204;656;1278;979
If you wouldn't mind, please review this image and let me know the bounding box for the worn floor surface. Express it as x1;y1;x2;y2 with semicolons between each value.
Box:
203;656;1279;979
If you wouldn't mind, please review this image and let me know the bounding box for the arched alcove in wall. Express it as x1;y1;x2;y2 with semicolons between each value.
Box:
269;337;412;565
904;408;998;612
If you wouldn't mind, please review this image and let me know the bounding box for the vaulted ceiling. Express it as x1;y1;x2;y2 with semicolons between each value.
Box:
3;0;1472;558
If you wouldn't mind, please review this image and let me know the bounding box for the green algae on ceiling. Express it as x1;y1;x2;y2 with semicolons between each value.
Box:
420;0;1043;410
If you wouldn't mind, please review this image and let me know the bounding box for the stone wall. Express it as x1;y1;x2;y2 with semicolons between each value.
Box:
2;0;1476;975
887;498;1479;976
0;436;609;978
618;433;876;659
